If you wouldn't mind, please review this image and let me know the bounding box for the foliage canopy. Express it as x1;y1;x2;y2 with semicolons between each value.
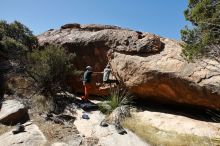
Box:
0;20;38;62
181;0;220;60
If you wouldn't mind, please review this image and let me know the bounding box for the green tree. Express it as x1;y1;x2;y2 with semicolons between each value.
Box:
0;20;38;100
0;20;38;61
181;0;220;60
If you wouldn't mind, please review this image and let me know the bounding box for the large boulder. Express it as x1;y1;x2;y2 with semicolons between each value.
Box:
0;123;47;146
38;23;161;96
110;38;220;109
0;100;28;125
38;23;220;109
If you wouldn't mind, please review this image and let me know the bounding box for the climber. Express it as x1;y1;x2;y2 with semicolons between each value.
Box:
103;64;119;85
81;66;102;101
81;66;93;101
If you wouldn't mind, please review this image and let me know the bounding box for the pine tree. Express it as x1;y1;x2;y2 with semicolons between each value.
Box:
181;0;220;60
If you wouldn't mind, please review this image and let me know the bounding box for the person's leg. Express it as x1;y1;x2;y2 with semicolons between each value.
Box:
84;84;91;100
81;84;86;100
84;84;88;99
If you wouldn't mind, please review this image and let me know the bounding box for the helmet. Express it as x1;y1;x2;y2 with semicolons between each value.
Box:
86;66;92;70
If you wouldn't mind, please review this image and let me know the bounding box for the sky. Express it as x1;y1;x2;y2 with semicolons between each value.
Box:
0;0;190;40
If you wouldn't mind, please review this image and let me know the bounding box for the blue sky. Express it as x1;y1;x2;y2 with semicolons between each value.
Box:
0;0;189;40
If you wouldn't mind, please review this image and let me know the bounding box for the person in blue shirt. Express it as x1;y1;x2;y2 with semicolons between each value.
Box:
81;66;93;100
81;66;102;100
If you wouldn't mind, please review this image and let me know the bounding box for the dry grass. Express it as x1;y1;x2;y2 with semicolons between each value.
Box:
32;94;54;113
122;116;219;146
6;75;33;97
28;108;79;145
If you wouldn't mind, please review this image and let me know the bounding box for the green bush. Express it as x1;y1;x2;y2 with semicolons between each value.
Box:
26;45;77;97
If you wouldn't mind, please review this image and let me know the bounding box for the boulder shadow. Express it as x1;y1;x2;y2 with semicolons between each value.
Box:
52;94;99;115
0;111;30;126
74;98;99;112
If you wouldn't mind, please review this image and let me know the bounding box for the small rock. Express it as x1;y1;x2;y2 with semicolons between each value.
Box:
115;124;127;135
12;123;25;134
100;120;108;127
82;114;90;120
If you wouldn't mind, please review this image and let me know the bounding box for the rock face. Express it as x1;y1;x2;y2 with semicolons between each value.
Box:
110;38;220;109
0;100;28;125
132;110;220;137
38;23;161;96
0;123;47;146
38;23;220;109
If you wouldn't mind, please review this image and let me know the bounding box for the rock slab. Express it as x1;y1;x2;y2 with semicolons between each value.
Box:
0;100;28;125
0;123;47;146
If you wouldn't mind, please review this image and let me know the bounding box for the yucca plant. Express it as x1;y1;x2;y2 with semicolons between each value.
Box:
108;87;132;110
99;87;133;114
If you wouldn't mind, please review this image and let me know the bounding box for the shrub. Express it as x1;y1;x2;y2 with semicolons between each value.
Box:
0;20;38;99
26;45;77;98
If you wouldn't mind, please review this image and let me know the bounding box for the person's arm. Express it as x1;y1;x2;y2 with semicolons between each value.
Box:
92;72;103;77
93;72;103;74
